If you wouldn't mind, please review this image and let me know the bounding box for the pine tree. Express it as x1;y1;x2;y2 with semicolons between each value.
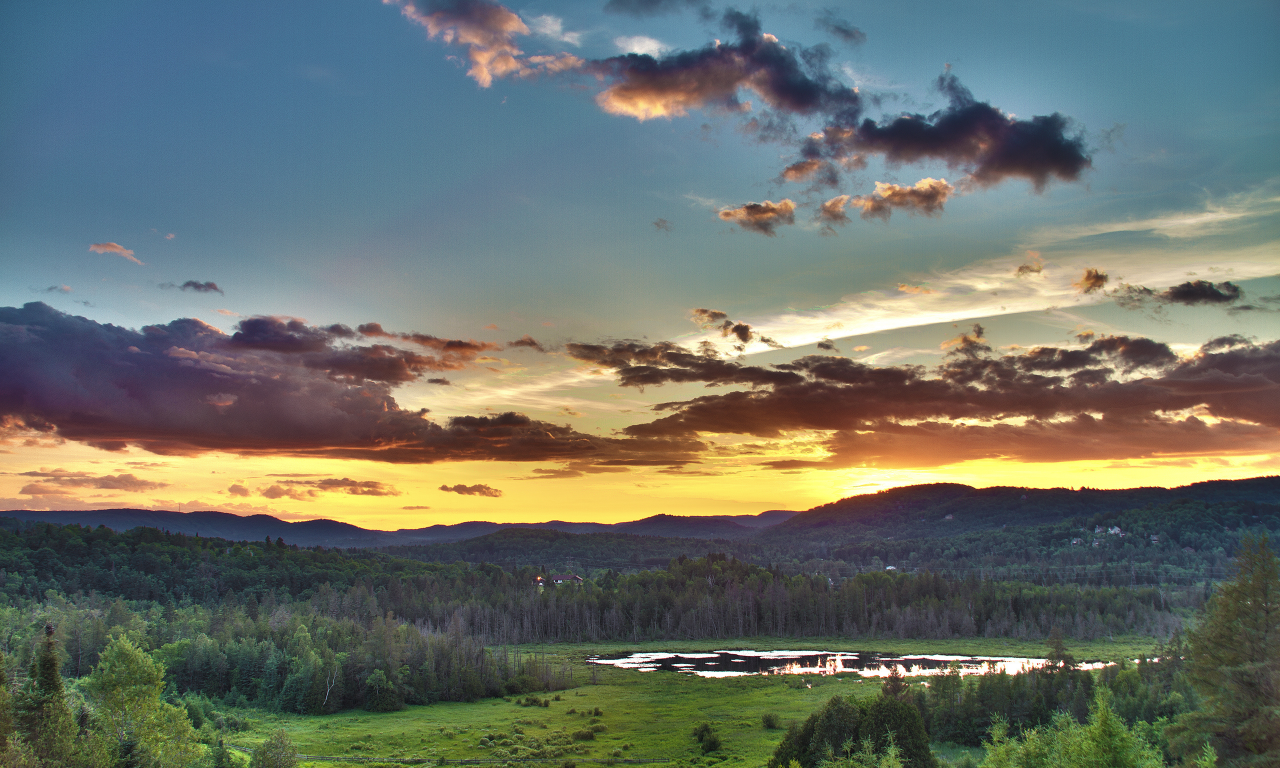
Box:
1173;533;1280;764
0;652;13;752
14;624;75;763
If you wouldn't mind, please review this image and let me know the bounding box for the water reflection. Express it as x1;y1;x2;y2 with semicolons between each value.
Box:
587;650;1107;678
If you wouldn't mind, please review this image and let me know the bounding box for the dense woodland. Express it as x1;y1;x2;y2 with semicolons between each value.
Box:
0;511;1275;766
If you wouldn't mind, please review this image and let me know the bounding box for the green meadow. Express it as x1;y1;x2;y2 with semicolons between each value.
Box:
228;635;1154;767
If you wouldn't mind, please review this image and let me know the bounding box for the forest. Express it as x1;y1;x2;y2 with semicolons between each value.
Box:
0;511;1274;766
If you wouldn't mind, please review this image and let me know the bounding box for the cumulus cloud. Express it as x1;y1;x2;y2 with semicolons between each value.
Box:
836;71;1091;191
162;280;224;295
590;10;861;121
1074;268;1108;294
383;0;581;88
717;199;796;235
814;11;865;46
390;3;1088;210
850;178;954;220
89;243;143;265
599;334;1280;468
816;195;852;232
228;484;250;497
0;302;702;466
439;482;503;497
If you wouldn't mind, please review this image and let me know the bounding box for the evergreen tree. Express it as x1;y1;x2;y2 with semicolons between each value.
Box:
14;625;75;763
1173;533;1280;764
0;652;13;752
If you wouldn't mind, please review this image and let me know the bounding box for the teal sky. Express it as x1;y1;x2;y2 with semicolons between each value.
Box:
1;0;1277;524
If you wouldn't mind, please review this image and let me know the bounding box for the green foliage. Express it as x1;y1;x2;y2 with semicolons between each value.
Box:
770;694;932;768
0;652;13;752
762;712;781;729
14;627;76;763
692;722;720;753
979;692;1164;768
250;730;298;768
83;635;202;768
1171;533;1280;764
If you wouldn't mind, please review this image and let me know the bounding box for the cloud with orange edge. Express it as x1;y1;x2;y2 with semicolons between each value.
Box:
89;242;143;265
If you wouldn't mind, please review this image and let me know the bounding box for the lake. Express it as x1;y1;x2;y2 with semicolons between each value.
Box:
586;649;1107;678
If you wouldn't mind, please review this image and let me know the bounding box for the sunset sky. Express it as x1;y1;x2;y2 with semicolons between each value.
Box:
2;0;1277;528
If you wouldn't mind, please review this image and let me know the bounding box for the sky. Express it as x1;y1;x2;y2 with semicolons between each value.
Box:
1;0;1278;528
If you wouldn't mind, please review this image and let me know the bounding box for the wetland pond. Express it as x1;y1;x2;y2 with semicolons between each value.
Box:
587;650;1107;678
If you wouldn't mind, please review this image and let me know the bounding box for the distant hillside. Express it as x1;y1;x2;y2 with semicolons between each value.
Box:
765;476;1280;549
385;527;716;569
1;507;789;548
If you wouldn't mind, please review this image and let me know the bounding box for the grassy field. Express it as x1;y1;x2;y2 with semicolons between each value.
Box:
228;635;1159;768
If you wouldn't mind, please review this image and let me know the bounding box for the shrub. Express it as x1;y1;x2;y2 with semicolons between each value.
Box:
572;730;595;741
762;713;781;729
701;733;722;754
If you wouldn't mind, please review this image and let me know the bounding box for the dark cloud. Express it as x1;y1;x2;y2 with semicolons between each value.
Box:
42;285;72;294
816;339;839;352
1014;262;1043;277
439;483;503;497
507;334;548;353
590;10;862;123
358;322;500;365
228;484;250;497
427;377;452;385
814;11;865;46
1074;268;1108;294
717;199;796;235
161;281;224;295
403;505;432;510
602;0;711;17
589;333;1280;468
653;218;673;232
566;339;802;388
839;72;1090;191
1118;280;1243;311
690;308;730;328
941;323;991;359
0;303;702;466
850;178;954;220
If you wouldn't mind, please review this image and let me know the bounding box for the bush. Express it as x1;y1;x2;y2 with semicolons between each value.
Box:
250;730;299;768
762;713;781;730
701;733;722;754
572;730;595;741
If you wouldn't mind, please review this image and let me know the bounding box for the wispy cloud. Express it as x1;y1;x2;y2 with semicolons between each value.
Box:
525;14;582;46
89;242;143;265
